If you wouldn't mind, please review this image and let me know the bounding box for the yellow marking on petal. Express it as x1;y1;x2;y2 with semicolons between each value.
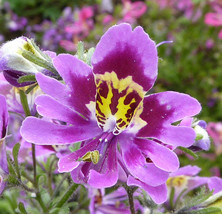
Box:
95;72;145;134
86;101;96;121
126;102;147;134
167;176;188;188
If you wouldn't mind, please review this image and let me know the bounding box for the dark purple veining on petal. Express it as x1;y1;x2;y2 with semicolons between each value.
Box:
109;83;128;115
3;70;35;87
93;42;153;91
67;72;96;118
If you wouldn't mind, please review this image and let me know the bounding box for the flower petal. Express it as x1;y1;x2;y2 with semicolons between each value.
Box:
71;162;90;184
58;138;100;173
135;138;179;172
0;95;8;139
35;95;89;125
120;137;169;186
170;165;201;177
3;70;34;87
208;177;222;194
88;140;118;188
53;54;96;118
137;91;201;147
36;72;69;103
21;117;102;145
205;13;222;27
0;175;6;195
127;175;167;204
92;23;158;91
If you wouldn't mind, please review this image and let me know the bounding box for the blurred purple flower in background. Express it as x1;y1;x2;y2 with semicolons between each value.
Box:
3;2;28;32
166;165;222;208
207;122;222;155
121;0;147;24
155;0;201;21
180;118;210;152
89;187;130;213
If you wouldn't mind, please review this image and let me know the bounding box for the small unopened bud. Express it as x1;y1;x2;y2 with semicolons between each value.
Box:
0;37;56;87
192;120;210;151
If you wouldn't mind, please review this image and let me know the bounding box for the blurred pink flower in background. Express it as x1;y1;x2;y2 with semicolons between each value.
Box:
121;0;147;24
60;6;94;51
205;0;222;39
103;14;114;25
207;122;222;155
155;0;201;21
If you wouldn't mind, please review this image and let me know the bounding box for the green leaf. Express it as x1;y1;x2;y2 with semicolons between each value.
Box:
77;42;85;61
195;133;203;141
12;143;21;179
18;75;36;83
55;183;78;208
25;83;38;94
18;202;28;214
21;50;58;75
69;142;81;152
7;155;16;176
7;175;18;185
181;187;214;211
188;207;221;214
177;146;199;159
86;47;95;66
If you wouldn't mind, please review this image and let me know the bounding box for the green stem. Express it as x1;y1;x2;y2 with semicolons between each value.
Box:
47;157;56;196
55;183;78;208
123;184;136;214
21;170;34;184
19;90;31;117
16;178;36;193
18;202;28;214
19;90;48;212
32;144;37;188
48;174;69;208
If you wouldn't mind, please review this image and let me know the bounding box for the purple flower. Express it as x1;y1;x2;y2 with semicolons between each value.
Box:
180;118;210;152
205;0;222;39
65;6;94;42
207;122;222;155
89;187;130;214
21;24;201;204
121;0;147;24
166;165;222;206
0;95;9;194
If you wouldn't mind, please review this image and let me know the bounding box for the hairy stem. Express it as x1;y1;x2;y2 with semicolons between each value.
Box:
123;184;136;214
32;144;37;188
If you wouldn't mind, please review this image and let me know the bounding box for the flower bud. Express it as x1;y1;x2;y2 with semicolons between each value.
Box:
192;120;211;151
0;36;55;87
